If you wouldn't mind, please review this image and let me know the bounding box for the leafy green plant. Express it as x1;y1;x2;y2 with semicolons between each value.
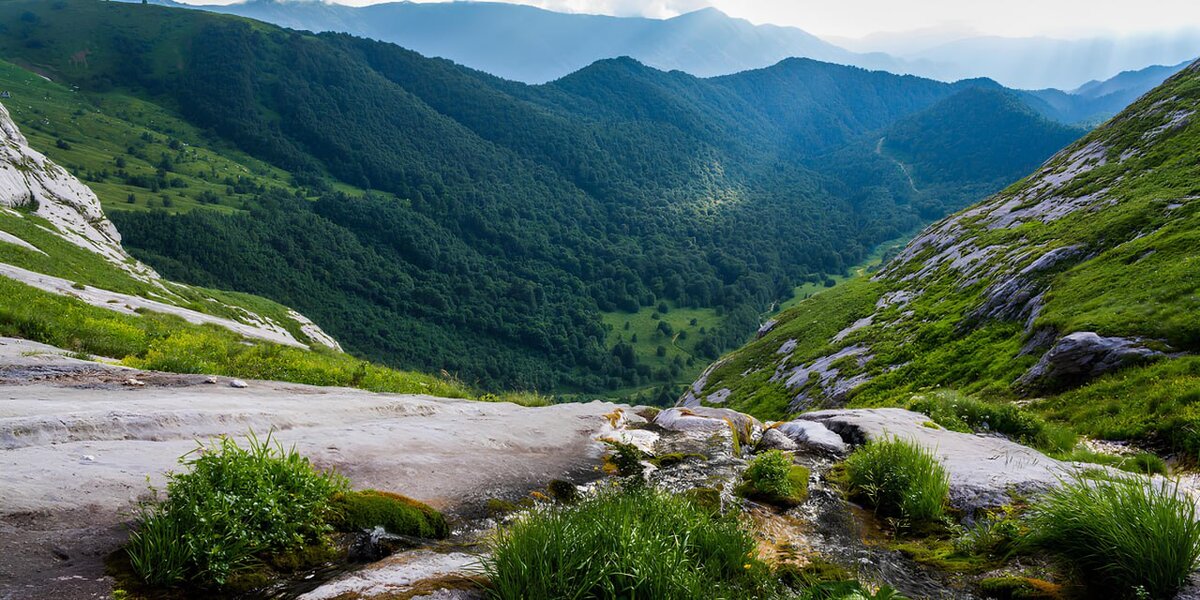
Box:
481;485;776;600
843;438;950;525
1022;474;1200;599
737;450;810;508
331;490;449;539
126;432;349;587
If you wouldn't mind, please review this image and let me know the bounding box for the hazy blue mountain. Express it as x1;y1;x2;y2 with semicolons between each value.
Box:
1021;60;1192;124
177;0;907;82
875;31;1200;90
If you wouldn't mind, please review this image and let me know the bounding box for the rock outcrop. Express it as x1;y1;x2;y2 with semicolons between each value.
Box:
1016;332;1165;391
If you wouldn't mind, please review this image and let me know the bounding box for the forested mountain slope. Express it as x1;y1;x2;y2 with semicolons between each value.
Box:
0;0;1084;394
690;60;1200;456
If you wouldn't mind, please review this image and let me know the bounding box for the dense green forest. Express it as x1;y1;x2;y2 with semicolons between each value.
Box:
0;0;1084;395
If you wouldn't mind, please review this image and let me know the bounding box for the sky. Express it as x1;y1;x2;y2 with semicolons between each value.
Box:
180;0;1200;39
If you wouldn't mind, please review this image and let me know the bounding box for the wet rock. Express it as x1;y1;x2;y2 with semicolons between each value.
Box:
347;526;416;562
799;407;1094;513
775;420;849;455
655;406;761;434
760;428;798;451
299;549;478;600
1016;332;1164;392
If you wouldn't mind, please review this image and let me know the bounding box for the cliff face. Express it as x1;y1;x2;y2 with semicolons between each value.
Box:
0;101;341;350
691;59;1200;423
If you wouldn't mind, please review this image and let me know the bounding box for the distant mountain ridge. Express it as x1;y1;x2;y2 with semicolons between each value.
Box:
149;0;1192;125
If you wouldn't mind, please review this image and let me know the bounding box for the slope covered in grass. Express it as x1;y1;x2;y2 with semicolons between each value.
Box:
694;60;1200;456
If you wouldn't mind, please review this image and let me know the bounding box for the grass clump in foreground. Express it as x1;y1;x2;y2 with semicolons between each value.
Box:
844;438;950;526
126;433;348;587
1022;474;1200;599
481;485;777;600
331;490;450;539
737;450;810;508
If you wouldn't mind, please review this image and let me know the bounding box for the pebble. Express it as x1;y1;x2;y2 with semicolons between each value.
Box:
230;379;249;388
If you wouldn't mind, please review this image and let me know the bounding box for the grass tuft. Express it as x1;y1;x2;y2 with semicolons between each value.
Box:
1023;473;1200;599
843;438;950;526
737;450;810;508
481;485;777;600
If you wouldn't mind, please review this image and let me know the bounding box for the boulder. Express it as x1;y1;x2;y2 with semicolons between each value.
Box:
759;427;798;451
1016;332;1164;392
774;420;849;455
655;406;761;434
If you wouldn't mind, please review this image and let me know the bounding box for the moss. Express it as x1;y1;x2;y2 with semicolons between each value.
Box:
266;540;340;572
891;533;998;574
649;452;705;468
736;452;810;508
331;490;449;539
775;556;855;589
546;480;580;504
980;576;1066;600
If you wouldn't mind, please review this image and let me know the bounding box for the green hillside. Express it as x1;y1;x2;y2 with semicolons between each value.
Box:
693;60;1200;456
0;0;1083;395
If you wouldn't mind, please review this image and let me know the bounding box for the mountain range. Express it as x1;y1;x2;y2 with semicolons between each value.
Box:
162;0;1197;95
0;0;1084;396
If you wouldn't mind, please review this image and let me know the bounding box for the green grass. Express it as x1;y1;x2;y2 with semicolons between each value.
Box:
907;390;1076;454
1023;473;1200;599
331;490;448;539
843;438;950;526
127;432;348;587
736;450;810;508
778;232;912;312
0;276;471;397
481;485;778;600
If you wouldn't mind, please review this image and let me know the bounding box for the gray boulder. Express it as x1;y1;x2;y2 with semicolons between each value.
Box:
774;420;849;455
759;427;799;451
655;406;761;434
1017;331;1163;391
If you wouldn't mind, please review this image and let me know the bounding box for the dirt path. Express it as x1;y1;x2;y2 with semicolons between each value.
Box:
876;137;919;193
0;338;618;599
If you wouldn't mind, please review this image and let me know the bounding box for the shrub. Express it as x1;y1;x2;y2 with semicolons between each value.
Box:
1022;474;1200;599
843;438;949;525
482;485;776;599
908;391;1075;453
737;450;810;508
126;433;348;587
331;490;449;539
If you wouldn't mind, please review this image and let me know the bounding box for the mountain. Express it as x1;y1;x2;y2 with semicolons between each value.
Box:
688;59;1200;457
1021;60;1194;125
0;0;1083;395
844;30;1200;90
171;0;905;84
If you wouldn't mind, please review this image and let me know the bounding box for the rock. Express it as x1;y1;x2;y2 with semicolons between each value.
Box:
655;406;761;435
971;245;1084;328
81;455;95;462
759;428;798;451
597;428;659;455
203;376;218;384
347;526;415;562
300;549;478;600
799;407;1101;513
229;379;249;389
774;420;849;455
50;546;69;561
123;378;145;387
756;320;778;338
1016;332;1164;392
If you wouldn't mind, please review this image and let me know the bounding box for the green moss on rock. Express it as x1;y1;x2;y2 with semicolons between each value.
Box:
332;490;449;539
